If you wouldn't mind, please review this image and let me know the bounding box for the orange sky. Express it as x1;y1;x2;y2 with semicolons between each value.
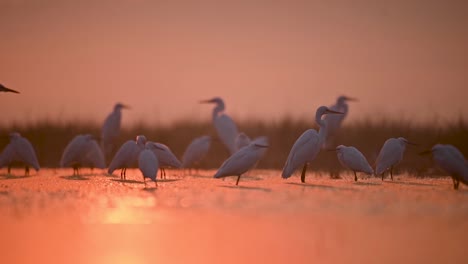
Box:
1;0;467;127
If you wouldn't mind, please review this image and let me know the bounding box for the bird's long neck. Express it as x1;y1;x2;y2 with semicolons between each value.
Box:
315;112;327;145
212;103;225;120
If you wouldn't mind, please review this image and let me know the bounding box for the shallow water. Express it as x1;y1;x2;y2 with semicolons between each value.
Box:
0;169;467;264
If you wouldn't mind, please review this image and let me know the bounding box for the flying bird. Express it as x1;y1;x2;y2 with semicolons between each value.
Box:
139;142;163;187
214;142;269;185
108;135;147;179
0;132;40;175
60;134;106;175
375;137;416;180
200;97;239;155
147;141;181;179
282;106;343;183
0;83;19;94
101;103;130;161
334;145;374;181
181;135;211;169
425;144;467;190
323;96;357;148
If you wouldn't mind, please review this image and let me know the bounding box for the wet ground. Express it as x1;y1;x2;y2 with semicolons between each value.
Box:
0;168;467;264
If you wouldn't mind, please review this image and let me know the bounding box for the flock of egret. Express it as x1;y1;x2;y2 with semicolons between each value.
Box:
0;85;466;189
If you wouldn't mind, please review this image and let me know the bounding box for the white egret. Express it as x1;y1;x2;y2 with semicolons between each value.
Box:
214;142;269;185
138;143;160;188
0;132;40;175
101;102;130;161
282;106;343;183
235;132;251;151
60;134;106;175
0;84;19;94
108;135;146;179
200;97;239;155
323;96;357;148
375;137;416;180
334;145;374;181
427;144;467;190
147;141;181;179
181;135;211;168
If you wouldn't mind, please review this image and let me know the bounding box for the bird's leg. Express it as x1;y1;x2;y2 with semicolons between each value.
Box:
25;166;30;176
390;166;394;181
123;168;127;180
236;174;241;186
143;177;147;188
354;171;358;182
7;165;11;175
381;172;384;181
154;180;158;188
300;163;308;183
163;169;166;179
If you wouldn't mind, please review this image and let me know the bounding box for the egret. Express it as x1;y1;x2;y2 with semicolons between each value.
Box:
138;143;160;188
282;106;343;183
60;134;106;175
334;145;374;181
181;135;211;168
427;144;467;190
235;132;251;151
101;103;130;161
0;84;19;94
147;141;181;179
0;132;40;175
214;142;269;185
323;96;357;148
375;137;416;180
108;135;146;179
200;97;239;155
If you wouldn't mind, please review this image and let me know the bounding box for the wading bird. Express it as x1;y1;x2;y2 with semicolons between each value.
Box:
375;137;416;180
60;134;106;175
181;136;211;169
147;142;181;179
200;97;239;155
108;135;146;179
334;145;374;181
0;132;40;175
425;144;467;190
101;103;130;161
138;143;160;188
323;96;357;148
214;142;269;185
282;106;343;183
0;84;19;93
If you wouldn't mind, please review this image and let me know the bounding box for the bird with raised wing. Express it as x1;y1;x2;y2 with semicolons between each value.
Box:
108;135;146;179
147;141;181;179
335;145;374;181
282;106;343;183
0;132;40;175
375;137;416;180
214;142;269;185
200;97;239;155
60;134;106;175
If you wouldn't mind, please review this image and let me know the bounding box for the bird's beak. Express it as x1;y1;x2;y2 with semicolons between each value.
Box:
418;150;432;156
326;109;344;115
3;86;20;94
122;104;131;109
345;97;358;102
199;99;213;104
254;143;269;148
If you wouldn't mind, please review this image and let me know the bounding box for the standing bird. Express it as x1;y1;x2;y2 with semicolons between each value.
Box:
60;134;106;175
235;132;251;151
138;143;161;187
108;135;146;179
427;144;467;190
323;96;357;149
0;132;40;175
200;97;239;155
101;103;130;162
335;145;374;181
181;135;211;169
147;142;181;179
282;106;343;183
375;137;416;180
0;84;19;93
214;142;269;185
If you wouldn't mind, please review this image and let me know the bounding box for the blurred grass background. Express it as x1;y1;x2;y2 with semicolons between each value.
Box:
0;117;466;176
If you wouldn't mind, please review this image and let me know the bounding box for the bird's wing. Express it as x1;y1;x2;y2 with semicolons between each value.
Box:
214;146;259;178
182;137;211;167
101;111;121;142
214;114;239;154
375;140;402;174
341;147;373;174
60;136;86;167
108;141;138;173
151;142;182;168
282;130;320;178
138;149;158;180
0;143;16;168
14;138;40;170
83;140;106;169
